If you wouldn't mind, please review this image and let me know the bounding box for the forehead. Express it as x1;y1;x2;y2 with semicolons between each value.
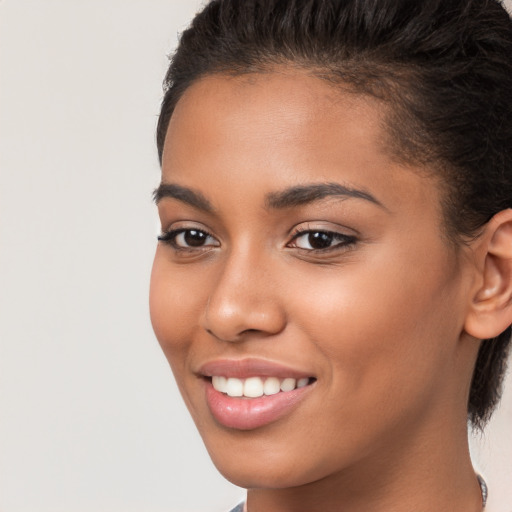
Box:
165;70;387;163
162;70;442;217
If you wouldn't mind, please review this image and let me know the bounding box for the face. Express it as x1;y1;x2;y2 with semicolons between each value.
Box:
150;71;476;489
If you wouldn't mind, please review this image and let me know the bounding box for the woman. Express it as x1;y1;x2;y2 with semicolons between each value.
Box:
150;0;512;510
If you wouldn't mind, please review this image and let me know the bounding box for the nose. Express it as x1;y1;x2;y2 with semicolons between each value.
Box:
202;250;287;343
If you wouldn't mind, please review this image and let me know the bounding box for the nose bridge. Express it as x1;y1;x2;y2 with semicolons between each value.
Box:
203;243;285;342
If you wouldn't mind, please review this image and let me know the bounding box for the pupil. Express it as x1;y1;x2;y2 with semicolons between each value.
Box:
308;232;333;249
184;230;206;247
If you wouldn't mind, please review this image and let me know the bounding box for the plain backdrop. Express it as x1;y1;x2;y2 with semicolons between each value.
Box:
0;1;511;511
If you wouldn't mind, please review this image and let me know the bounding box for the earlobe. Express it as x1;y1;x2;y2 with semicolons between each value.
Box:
464;209;512;340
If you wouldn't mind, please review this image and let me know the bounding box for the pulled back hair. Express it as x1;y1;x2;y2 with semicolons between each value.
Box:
157;0;512;429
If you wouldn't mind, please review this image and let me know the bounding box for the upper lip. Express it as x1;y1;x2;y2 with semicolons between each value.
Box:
198;358;314;379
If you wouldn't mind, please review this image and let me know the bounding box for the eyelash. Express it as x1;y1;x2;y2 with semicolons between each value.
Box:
157;227;357;254
157;228;219;251
287;227;357;253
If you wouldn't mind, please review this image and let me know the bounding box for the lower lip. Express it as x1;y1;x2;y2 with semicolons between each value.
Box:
204;380;314;430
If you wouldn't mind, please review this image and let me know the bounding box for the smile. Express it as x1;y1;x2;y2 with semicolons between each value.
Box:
212;376;312;397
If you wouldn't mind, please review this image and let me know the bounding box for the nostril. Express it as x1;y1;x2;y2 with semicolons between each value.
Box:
205;327;262;343
206;328;234;342
241;328;260;335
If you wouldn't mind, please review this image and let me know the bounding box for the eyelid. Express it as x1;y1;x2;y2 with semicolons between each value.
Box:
288;221;359;239
288;229;356;245
287;223;358;253
157;224;220;250
158;219;217;239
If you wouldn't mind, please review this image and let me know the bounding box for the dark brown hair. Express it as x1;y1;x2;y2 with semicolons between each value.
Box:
157;0;512;429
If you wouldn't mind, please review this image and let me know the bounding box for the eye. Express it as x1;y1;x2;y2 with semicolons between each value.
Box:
158;228;220;249
288;230;356;251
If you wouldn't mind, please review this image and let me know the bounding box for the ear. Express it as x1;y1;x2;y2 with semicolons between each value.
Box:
464;209;512;339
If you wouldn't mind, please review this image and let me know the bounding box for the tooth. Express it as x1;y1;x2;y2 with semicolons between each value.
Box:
297;378;309;388
280;378;296;392
264;377;281;395
212;376;227;393
226;377;244;397
244;377;264;397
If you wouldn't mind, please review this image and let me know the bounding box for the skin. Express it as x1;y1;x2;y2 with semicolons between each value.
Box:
150;70;488;511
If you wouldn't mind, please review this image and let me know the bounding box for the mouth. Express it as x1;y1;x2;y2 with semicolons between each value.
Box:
198;359;316;430
210;375;315;397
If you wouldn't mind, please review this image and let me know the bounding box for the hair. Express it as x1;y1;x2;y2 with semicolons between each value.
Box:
157;0;512;429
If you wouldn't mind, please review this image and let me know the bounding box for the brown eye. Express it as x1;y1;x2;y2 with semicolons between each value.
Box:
289;230;356;251
307;232;333;249
158;228;220;249
183;230;209;247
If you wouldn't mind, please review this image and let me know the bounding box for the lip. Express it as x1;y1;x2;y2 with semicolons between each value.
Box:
199;358;316;430
198;358;313;379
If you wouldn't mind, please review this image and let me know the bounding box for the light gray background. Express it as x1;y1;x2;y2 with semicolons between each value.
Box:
0;1;511;511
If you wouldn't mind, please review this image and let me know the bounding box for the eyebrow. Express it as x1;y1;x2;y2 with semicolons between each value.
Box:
153;183;214;212
265;182;385;209
153;181;385;212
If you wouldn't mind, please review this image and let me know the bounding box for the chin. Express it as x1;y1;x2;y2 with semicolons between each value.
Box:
213;458;317;490
202;431;340;490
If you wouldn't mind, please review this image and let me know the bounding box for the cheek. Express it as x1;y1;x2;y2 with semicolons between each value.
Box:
149;250;206;367
287;243;462;412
